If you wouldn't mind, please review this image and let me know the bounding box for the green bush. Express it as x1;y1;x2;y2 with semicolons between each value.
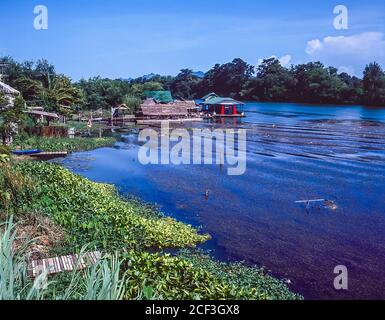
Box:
0;163;35;213
0;154;10;163
16;161;209;249
122;250;301;300
0;146;11;155
13;136;115;153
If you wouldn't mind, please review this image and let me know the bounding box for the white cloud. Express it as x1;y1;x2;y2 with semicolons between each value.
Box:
305;32;385;76
279;54;292;67
306;39;322;54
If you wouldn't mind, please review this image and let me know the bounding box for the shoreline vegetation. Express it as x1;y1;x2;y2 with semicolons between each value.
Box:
13;134;116;153
0;147;302;300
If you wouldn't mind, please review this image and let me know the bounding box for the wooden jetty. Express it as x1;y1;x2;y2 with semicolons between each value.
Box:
29;151;68;158
136;118;203;125
204;114;246;119
28;251;102;278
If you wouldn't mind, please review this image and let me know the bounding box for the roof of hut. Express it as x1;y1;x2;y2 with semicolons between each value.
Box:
144;91;174;104
115;103;130;111
201;92;219;101
25;110;60;119
201;97;244;106
0;80;20;95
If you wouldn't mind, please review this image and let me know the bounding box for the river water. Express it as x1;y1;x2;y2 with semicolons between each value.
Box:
59;102;385;300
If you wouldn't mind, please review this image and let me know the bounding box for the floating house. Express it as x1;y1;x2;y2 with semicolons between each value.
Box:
136;98;190;120
199;94;245;118
136;91;199;121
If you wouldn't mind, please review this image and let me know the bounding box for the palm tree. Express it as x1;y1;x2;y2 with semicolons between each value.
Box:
39;75;82;114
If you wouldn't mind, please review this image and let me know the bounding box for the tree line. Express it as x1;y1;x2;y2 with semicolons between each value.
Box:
1;56;384;116
171;58;385;106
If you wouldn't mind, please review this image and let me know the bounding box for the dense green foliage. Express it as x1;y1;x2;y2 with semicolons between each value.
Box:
14;161;209;249
13;135;115;153
0;94;26;145
183;58;384;106
0;145;10;163
363;62;385;106
179;250;301;300
123;250;300;300
0;57;82;112
3;56;384;114
0;162;300;300
75;77;132;110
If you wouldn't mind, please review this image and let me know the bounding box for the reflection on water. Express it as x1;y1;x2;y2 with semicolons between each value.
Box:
59;102;385;300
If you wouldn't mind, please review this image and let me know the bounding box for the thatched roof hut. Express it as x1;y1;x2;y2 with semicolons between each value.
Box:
136;99;191;119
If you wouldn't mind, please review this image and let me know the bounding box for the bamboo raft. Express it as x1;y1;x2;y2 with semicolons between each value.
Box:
28;251;102;278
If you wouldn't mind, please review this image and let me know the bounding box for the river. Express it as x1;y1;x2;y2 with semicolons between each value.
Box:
58;102;385;300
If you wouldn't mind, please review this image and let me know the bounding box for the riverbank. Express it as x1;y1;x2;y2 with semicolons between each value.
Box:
0;135;301;300
12;135;116;153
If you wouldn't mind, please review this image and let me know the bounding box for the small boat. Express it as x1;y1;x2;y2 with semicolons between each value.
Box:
12;149;42;155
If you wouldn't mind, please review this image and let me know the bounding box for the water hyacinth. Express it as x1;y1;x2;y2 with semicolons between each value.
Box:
1;162;300;300
16;161;210;250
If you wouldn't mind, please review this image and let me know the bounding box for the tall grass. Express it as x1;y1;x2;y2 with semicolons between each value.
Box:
0;216;50;300
0;216;126;300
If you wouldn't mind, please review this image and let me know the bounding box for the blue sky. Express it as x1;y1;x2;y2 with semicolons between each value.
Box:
1;0;384;80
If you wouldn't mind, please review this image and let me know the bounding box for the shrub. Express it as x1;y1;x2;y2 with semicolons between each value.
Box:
12;135;115;153
0;164;35;213
0;146;10;155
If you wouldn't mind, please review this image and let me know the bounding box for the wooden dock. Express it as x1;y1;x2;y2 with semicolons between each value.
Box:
28;251;102;278
205;114;246;119
29;151;68;158
136;118;203;125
